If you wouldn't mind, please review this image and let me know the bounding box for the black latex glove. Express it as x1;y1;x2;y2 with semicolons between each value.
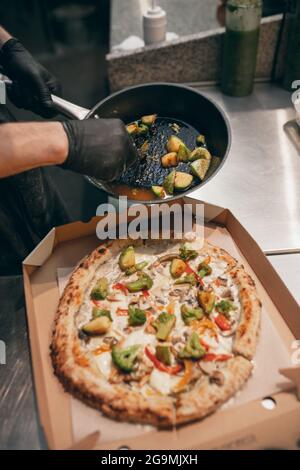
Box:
61;119;138;182
0;38;61;118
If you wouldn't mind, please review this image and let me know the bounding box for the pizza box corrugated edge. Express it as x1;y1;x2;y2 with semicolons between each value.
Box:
22;197;300;450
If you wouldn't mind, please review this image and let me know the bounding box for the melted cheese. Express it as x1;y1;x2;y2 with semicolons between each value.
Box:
94;351;112;380
173;302;186;330
123;329;156;349
149;369;180;395
112;315;128;332
184;238;205;251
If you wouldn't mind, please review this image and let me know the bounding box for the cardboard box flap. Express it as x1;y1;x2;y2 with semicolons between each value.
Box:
23;228;56;267
280;367;300;400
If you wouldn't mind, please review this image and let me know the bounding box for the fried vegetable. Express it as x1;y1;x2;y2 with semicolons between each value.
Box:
161;152;178;168
171;122;180;133
178;332;206;360
198;261;212;278
174;273;197;286
125;266;137;276
136;261;148;270
196;134;206;145
92;307;112;321
141;114;157;126
82;316;111;336
153;312;176;341
189;147;211;162
126;272;153;292
163;170;176;195
177;144;191;162
111;345;140;372
216;300;237;316
125;261;148;276
166;135;184;153
156;345;172;366
198;290;216;314
90;277;109;300
190;155;212;180
151;185;165;198
174;172;193;190
128;304;147;326
179;244;198;261
119;246;135;271
140;140;149;154
181;305;204;324
170;258;186;278
136;124;149;135
126;123;139;135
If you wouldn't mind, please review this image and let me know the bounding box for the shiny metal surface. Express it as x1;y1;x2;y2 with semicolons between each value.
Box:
51;94;89;120
191;83;300;252
0;83;299;450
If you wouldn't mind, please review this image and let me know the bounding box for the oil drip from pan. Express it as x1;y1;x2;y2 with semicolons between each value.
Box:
115;117;202;190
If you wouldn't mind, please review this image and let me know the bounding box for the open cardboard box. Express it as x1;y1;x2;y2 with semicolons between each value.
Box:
23;197;300;450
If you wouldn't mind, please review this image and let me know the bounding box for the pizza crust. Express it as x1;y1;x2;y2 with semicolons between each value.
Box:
176;356;253;424
231;267;261;360
198;241;238;272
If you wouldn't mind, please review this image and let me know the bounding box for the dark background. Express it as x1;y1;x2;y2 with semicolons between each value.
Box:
0;0;112;222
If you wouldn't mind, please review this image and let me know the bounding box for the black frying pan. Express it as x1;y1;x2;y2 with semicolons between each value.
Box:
52;83;231;204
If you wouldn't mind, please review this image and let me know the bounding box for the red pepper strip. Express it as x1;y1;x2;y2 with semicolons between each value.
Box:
116;308;128;316
202;353;232;362
199;338;210;351
145;347;182;375
142;290;150;298
113;283;129;295
91;299;103;307
185;262;204;286
215;314;231;331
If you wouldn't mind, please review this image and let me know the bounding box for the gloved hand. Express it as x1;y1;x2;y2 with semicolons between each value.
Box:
61;119;138;182
0;38;61;118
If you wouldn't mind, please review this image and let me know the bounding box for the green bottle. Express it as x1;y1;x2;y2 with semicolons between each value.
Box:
221;0;262;97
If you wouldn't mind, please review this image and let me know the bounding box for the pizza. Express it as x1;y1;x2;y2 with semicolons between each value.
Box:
51;236;261;427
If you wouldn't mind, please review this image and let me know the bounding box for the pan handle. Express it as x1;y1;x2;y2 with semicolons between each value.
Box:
0;75;90;120
51;94;90;120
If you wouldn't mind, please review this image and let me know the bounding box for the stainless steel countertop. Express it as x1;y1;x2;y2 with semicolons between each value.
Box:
191;83;300;253
0;83;299;450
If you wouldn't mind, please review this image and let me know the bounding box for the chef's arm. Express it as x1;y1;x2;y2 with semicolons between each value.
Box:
0;122;68;177
0;119;137;180
0;26;12;46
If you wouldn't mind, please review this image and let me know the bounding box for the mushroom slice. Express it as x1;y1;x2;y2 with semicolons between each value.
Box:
199;360;218;375
157;253;180;263
209;370;225;386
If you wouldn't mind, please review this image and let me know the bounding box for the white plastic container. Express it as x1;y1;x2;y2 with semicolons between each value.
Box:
143;2;167;46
